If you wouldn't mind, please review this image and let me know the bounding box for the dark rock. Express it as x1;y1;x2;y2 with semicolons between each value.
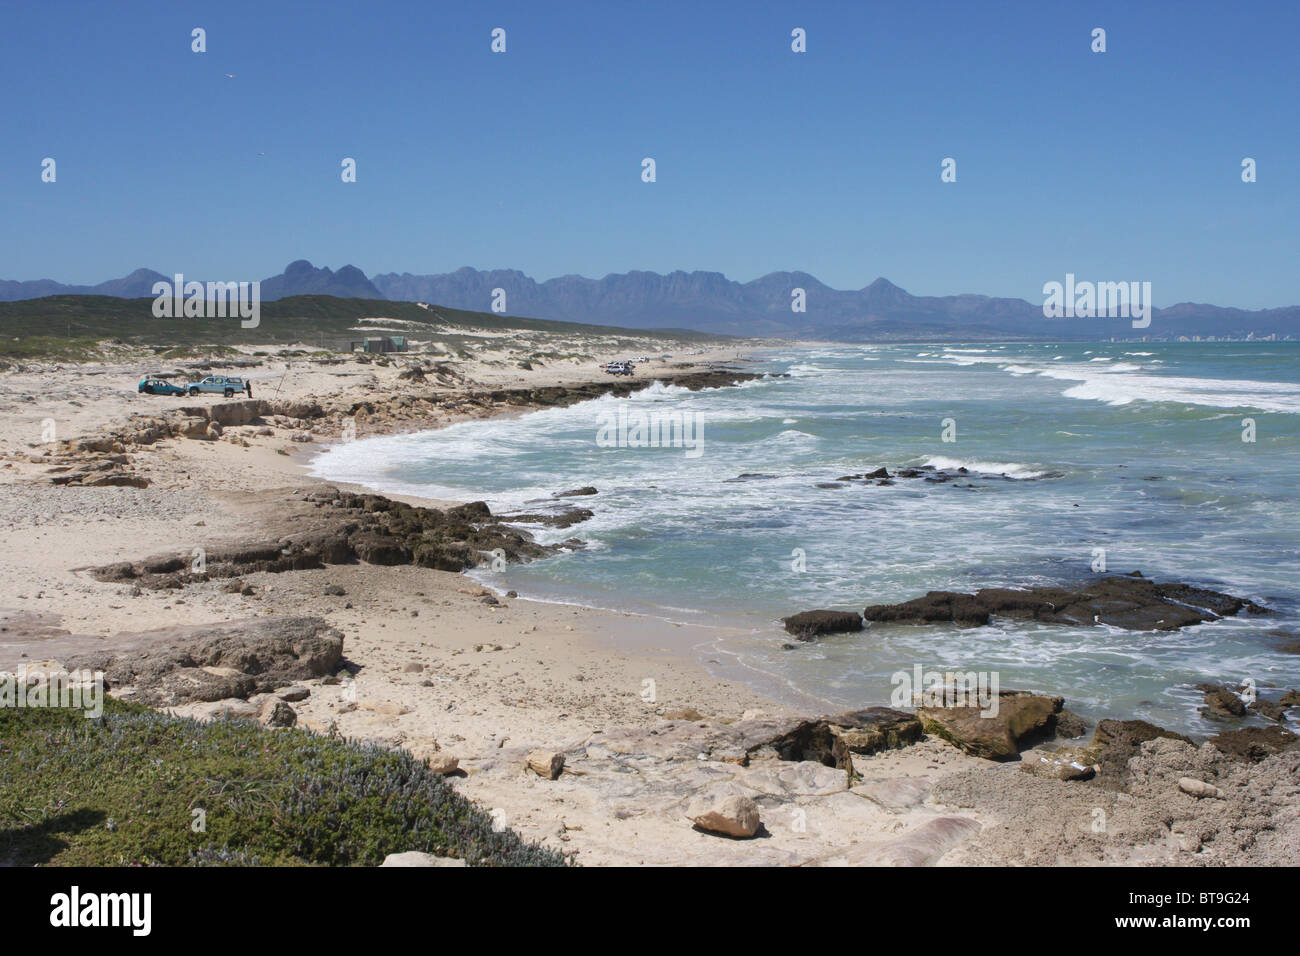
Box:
1198;684;1247;720
861;575;1266;632
766;708;923;770
1209;725;1300;762
87;488;554;588
780;610;864;641
1083;719;1193;785
1248;698;1288;721
555;486;598;497
499;507;594;529
863;591;990;627
1054;709;1088;739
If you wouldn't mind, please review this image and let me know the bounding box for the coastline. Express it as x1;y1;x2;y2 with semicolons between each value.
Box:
2;338;1297;865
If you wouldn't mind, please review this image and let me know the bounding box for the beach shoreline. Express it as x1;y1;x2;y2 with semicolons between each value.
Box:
2;336;1296;866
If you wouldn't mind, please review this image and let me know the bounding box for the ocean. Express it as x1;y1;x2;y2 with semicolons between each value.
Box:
309;342;1300;734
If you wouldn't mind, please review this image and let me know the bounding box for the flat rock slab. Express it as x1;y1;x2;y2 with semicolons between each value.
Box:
862;573;1267;632
809;815;981;866
737;760;849;797
851;777;936;811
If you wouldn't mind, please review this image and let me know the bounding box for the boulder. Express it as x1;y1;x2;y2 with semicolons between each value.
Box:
526;750;565;780
686;793;760;838
918;691;1063;761
206;399;264;426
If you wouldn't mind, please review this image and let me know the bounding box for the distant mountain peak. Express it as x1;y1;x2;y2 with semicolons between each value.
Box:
0;262;1294;341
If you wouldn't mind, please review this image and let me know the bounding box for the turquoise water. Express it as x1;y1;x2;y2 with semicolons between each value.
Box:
310;342;1300;735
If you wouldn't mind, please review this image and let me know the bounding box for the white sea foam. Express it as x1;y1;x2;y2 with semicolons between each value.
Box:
1035;366;1300;413
921;456;1050;480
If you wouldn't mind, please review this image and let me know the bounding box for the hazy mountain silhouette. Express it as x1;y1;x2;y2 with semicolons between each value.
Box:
3;261;1297;340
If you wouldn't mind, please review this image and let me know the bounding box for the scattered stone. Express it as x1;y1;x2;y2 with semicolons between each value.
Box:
686;792;760;838
526;750;565;779
380;852;466;867
259;699;297;728
1178;777;1223;799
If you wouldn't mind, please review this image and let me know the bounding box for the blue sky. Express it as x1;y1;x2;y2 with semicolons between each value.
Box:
2;0;1297;308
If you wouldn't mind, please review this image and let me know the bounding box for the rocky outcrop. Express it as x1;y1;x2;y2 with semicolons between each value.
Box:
1198;683;1247;719
65;616;343;708
1208;725;1300;763
1081;719;1193;786
824;463;1062;489
498;506;594;529
862;573;1267;632
765;708;923;769
89;489;556;588
780;609;864;641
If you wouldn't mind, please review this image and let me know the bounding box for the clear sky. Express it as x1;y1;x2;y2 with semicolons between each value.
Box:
2;0;1297;308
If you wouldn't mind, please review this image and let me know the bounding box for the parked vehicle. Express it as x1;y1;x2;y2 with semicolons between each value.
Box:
137;376;187;396
186;375;249;398
602;361;634;376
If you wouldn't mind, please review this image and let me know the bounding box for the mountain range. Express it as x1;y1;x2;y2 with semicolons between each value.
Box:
3;260;1296;341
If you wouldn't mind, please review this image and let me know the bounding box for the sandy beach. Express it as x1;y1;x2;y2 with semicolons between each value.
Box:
2;331;1297;867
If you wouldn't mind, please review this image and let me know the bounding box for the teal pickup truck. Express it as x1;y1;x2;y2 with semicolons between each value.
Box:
186;375;251;398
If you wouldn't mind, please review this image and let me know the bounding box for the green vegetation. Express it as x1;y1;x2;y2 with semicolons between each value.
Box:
0;334;106;364
0;294;727;358
0;698;567;867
